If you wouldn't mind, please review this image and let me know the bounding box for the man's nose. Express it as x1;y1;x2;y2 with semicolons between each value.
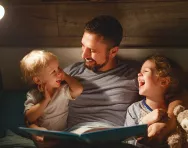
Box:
82;47;91;59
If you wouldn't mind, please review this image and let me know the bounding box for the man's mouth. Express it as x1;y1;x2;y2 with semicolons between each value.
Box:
85;58;94;62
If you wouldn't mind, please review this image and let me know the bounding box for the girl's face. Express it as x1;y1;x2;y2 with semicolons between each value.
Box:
37;58;63;89
138;60;166;98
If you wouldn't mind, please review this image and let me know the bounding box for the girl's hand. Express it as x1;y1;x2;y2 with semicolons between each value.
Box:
141;109;167;125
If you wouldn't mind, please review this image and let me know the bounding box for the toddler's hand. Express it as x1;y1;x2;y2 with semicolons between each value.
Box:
60;69;66;81
44;84;51;101
32;135;44;142
32;127;47;142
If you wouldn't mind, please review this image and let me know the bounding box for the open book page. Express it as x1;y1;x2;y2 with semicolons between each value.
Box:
70;126;94;135
70;126;113;135
68;122;115;135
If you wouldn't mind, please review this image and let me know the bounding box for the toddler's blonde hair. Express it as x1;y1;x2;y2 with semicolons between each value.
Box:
20;50;57;85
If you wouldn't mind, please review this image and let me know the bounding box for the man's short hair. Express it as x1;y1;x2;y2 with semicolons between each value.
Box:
84;15;123;48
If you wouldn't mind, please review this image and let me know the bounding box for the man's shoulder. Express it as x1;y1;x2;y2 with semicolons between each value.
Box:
64;62;85;75
115;58;140;79
117;58;141;71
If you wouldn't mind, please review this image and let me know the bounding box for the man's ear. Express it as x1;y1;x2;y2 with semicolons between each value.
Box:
109;47;119;59
160;77;170;88
33;76;41;85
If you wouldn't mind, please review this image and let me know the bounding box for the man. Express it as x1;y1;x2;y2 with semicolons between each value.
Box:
64;15;139;130
64;15;182;146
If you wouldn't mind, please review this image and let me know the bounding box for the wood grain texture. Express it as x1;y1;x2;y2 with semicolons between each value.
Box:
0;1;188;47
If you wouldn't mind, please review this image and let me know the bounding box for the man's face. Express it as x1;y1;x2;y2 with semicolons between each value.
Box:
81;32;111;72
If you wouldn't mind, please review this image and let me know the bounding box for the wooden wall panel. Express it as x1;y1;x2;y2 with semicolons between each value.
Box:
0;1;188;47
0;5;57;37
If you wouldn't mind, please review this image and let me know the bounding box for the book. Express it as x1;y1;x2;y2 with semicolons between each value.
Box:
19;124;147;144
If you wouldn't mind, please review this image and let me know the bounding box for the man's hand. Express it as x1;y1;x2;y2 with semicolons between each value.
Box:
148;122;166;137
147;122;167;144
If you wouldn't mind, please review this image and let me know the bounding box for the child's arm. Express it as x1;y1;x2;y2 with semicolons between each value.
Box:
25;87;51;123
146;92;187;143
29;122;47;142
141;109;167;125
62;71;83;99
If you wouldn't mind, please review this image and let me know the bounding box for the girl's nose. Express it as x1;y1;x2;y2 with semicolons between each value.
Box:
138;73;142;77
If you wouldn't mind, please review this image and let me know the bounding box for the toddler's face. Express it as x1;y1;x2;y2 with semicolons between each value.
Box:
38;58;63;89
138;60;163;97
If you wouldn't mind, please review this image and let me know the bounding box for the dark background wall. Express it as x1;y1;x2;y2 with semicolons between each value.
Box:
0;0;188;90
1;0;188;47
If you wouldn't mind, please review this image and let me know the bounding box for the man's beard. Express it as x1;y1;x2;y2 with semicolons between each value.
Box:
84;55;109;72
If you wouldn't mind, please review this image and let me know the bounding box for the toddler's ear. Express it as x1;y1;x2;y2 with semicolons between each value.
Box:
33;76;41;85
